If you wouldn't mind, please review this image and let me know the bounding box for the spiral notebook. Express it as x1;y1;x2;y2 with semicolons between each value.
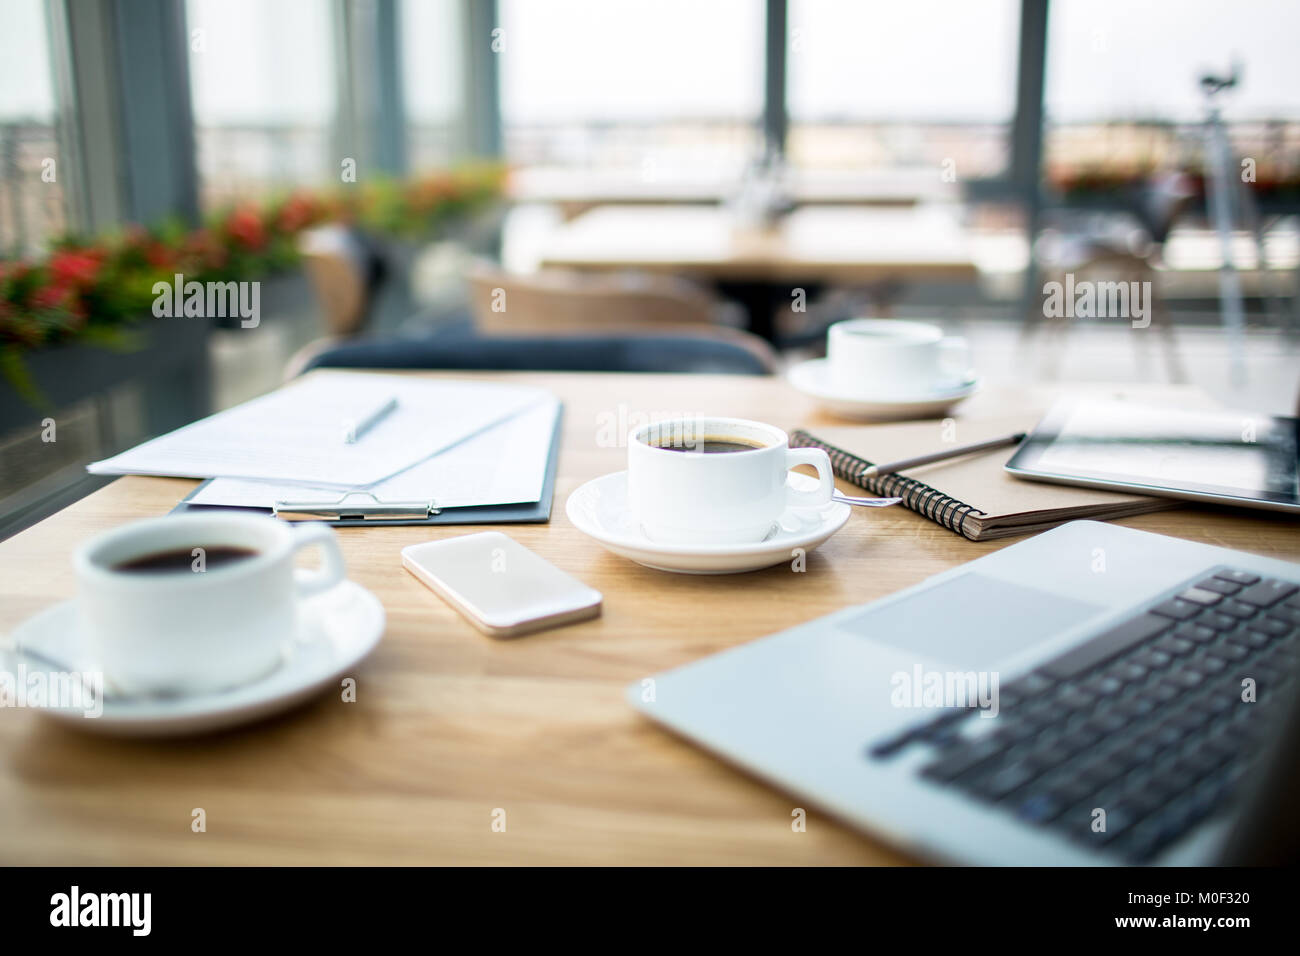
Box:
792;415;1177;541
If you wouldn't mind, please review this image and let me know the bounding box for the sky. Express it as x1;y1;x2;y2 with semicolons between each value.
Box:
1;0;1297;125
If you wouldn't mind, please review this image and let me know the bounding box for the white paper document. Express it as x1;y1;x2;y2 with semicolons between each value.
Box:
187;397;561;510
88;372;550;488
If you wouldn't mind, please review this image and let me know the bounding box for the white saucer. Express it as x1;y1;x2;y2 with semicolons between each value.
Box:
565;471;851;574
2;579;385;737
788;358;979;421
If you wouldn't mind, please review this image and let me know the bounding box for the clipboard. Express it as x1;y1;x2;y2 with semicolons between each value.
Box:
170;404;564;526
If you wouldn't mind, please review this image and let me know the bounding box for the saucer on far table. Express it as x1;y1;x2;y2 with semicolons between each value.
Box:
788;357;979;421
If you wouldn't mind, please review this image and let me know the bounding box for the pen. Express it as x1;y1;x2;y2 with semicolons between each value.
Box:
860;432;1027;479
342;396;398;444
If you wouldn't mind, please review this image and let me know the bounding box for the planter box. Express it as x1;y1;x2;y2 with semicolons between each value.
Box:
205;269;316;331
0;316;212;436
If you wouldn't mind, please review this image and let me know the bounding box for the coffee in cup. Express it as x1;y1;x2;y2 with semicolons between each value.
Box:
73;513;346;695
112;546;259;574
644;435;767;455
627;417;835;545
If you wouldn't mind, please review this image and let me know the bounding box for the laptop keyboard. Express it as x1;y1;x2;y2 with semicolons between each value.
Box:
868;566;1300;862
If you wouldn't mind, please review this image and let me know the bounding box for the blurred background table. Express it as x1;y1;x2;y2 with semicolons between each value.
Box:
539;205;980;339
510;167;959;218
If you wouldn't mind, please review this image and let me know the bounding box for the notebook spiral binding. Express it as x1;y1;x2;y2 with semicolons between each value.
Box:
790;429;987;540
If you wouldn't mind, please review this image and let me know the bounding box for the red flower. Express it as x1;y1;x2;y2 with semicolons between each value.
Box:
224;207;267;250
276;193;318;234
30;281;78;313
182;229;228;271
48;250;102;287
145;241;176;270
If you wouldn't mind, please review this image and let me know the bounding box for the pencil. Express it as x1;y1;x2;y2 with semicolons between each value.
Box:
860;432;1027;479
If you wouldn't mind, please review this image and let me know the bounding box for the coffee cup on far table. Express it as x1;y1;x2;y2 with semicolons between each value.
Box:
627;416;835;545
827;319;971;398
73;513;346;696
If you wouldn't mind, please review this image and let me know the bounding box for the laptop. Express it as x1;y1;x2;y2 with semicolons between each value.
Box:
629;521;1300;864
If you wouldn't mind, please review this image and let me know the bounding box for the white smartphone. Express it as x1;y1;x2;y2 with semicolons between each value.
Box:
401;531;602;638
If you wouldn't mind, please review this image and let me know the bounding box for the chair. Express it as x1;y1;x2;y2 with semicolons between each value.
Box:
285;226;391;379
1021;175;1195;383
298;225;388;337
301;330;775;376
464;261;779;372
1024;236;1185;383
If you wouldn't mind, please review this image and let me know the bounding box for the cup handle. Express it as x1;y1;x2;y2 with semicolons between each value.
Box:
289;523;347;599
938;336;971;385
784;447;835;510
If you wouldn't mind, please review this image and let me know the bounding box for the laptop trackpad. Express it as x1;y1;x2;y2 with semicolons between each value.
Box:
840;573;1103;670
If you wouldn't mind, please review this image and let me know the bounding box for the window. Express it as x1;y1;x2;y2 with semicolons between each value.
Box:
0;0;65;256
1044;0;1300;189
786;0;1020;177
498;0;765;181
402;0;466;170
186;0;338;210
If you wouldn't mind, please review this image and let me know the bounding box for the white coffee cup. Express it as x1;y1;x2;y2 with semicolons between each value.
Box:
827;319;970;398
73;513;346;696
627;417;835;545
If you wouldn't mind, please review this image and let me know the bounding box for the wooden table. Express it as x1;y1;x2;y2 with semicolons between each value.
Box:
540;204;979;285
3;372;1298;865
539;205;980;340
510;166;959;218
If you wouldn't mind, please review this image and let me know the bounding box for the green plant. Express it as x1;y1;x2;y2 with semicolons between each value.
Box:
0;163;507;406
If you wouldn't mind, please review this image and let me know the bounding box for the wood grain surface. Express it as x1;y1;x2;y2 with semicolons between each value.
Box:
2;372;1296;864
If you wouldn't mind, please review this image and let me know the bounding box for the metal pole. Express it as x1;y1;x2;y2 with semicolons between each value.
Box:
1012;0;1049;327
464;0;502;158
1204;100;1247;385
763;0;788;158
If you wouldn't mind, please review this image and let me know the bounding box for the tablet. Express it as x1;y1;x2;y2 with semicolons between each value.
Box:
1005;399;1300;514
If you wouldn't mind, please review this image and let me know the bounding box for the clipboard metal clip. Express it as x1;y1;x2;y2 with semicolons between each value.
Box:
273;491;441;520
